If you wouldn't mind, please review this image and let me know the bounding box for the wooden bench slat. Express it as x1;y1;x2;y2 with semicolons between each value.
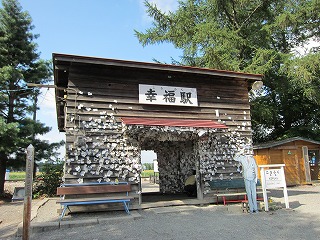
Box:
215;191;265;197
57;196;134;203
57;184;131;195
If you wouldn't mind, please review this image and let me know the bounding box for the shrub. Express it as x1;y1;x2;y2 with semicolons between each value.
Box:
33;162;64;198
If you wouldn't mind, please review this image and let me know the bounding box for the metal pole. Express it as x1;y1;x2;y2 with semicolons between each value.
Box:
23;145;34;240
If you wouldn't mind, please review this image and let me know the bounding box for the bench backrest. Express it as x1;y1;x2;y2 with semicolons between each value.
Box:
57;183;131;196
209;179;261;190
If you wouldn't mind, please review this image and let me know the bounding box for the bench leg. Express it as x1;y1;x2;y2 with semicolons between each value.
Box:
59;205;68;221
123;202;130;214
222;196;226;206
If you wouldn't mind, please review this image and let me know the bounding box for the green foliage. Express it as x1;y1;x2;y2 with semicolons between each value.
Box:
136;0;320;143
6;117;65;170
33;162;64;198
0;117;19;154
143;162;154;170
287;52;320;104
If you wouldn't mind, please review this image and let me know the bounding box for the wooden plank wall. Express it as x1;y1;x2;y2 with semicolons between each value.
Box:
65;64;252;135
254;140;320;185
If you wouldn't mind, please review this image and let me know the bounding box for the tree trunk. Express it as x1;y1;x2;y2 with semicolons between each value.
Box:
0;84;16;194
0;152;8;195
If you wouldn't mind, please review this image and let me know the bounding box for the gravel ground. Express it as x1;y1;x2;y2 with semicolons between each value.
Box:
0;181;43;239
1;182;320;240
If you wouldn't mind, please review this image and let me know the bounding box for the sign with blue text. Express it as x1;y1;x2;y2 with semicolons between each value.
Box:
139;84;198;107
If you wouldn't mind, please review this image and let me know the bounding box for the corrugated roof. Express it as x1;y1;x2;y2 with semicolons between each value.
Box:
253;137;320;150
121;117;228;129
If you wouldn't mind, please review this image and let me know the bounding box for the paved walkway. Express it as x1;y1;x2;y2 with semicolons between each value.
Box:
1;183;320;240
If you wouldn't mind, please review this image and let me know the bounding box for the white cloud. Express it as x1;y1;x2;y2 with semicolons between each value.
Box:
38;88;56;111
141;150;157;164
294;39;320;56
37;89;59;132
147;0;179;13
139;0;179;23
36;88;66;159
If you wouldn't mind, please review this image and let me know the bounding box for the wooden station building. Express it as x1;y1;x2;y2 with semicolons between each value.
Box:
53;53;263;208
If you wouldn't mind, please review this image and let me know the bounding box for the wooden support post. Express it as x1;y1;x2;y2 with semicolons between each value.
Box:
196;160;203;200
23;145;34;240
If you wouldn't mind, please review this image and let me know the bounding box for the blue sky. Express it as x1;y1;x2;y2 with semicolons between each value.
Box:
20;0;181;62
17;0;181;163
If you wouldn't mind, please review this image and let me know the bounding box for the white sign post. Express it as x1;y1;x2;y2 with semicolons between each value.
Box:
259;164;289;211
153;160;159;184
153;159;159;173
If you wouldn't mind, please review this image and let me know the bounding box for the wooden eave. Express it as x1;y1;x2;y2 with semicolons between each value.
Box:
53;53;263;132
53;53;263;81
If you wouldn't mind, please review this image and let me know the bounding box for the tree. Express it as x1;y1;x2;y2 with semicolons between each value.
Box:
33;161;64;198
7;118;65;172
135;0;320;143
0;117;19;156
143;163;153;170
0;0;62;195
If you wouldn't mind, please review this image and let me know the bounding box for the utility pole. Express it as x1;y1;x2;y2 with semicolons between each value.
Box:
32;89;39;178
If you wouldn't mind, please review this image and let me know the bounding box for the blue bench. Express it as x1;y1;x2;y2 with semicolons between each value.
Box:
209;178;264;205
56;182;133;220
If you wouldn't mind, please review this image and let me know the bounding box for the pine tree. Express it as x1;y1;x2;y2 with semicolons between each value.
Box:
0;0;58;195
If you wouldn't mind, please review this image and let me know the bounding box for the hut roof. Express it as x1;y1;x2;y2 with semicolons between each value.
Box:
253;137;320;150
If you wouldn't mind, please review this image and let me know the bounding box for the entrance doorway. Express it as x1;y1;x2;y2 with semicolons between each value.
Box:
141;150;159;193
308;150;320;180
283;149;300;185
138;138;198;204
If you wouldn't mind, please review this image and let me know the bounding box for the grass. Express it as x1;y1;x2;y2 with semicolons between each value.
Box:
7;172;26;180
141;170;158;177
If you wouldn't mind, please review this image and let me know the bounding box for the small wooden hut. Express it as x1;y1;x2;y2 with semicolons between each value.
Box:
254;137;320;186
53;53;263;208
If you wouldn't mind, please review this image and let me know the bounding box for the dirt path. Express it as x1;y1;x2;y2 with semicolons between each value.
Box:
0;201;24;238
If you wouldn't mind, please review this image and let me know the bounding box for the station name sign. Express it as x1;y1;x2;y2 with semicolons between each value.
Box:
139;84;198;107
264;168;285;189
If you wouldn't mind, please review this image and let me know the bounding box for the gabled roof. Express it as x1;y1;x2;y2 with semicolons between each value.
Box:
53;53;263;84
253;137;320;150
